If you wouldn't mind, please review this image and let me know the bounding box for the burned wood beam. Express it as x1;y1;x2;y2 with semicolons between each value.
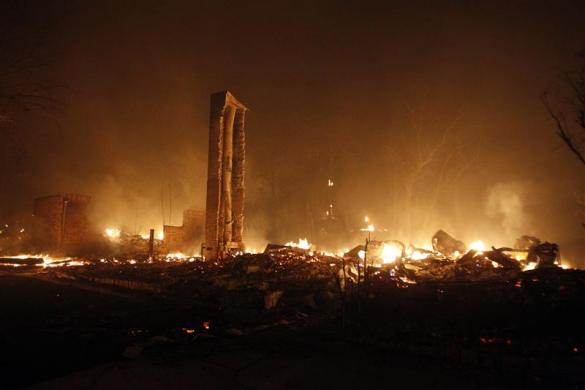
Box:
148;228;154;259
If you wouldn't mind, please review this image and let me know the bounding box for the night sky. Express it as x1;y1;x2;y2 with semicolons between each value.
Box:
1;1;584;262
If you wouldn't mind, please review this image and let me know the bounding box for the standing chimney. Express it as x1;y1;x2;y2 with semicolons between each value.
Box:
203;91;248;259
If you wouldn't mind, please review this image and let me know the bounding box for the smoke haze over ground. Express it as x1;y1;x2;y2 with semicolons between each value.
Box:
1;1;584;263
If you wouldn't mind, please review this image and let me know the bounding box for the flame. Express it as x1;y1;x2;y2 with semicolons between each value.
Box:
468;240;486;253
285;238;311;250
381;242;402;264
409;249;431;261
513;251;528;261
137;231;164;240
0;254;83;268
523;262;537;271
104;227;121;239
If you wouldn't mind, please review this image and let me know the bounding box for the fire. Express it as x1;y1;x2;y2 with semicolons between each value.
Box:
381;242;402;264
408;249;431;261
285;238;311;250
138;230;164;240
104;227;121;239
0;254;84;268
364;216;375;232
523;262;537;271
468;240;486;253
360;216;375;232
166;252;188;261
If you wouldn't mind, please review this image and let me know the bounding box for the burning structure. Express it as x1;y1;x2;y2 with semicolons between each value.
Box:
33;193;92;252
203;91;248;259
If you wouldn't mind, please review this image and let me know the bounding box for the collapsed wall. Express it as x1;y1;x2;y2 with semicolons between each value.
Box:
163;209;205;252
33;193;91;252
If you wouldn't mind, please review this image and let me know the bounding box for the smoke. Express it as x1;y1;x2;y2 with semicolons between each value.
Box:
485;182;528;238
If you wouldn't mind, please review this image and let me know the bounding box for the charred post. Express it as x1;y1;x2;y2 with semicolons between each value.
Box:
148;228;155;259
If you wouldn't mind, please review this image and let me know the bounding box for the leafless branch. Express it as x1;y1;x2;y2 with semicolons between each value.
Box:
543;92;585;166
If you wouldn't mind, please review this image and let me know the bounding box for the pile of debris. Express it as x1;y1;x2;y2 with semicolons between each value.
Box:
342;230;568;283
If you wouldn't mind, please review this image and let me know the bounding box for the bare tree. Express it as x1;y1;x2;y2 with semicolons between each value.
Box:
543;50;585;166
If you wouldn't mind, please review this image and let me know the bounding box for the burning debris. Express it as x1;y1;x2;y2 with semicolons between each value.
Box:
1;226;583;388
432;229;466;258
1;224;573;287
